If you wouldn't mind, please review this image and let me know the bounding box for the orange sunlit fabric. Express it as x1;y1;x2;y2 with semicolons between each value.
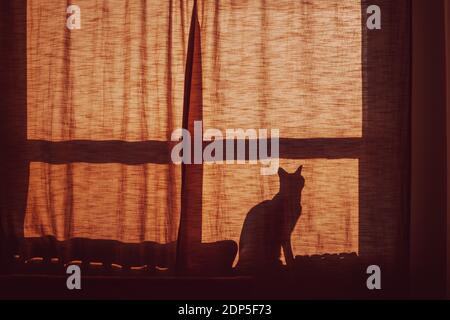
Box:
197;1;362;262
26;1;193;248
22;0;410;270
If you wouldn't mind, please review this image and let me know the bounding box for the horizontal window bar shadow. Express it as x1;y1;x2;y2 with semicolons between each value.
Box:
26;138;362;164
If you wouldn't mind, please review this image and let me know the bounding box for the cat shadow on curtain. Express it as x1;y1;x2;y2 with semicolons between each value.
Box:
236;165;305;274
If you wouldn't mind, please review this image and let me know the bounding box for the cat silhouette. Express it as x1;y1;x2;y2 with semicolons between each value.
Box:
237;165;305;273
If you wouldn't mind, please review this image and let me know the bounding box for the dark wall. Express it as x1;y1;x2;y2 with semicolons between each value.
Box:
0;1;27;273
411;0;448;299
446;0;450;300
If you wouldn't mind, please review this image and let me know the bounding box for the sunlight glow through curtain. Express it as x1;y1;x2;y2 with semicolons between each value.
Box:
23;0;410;270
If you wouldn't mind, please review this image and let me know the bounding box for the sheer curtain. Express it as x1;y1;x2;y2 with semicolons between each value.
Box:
2;0;410;274
24;0;194;267
197;0;361;260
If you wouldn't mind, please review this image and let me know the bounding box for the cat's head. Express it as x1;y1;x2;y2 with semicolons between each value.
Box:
278;165;305;196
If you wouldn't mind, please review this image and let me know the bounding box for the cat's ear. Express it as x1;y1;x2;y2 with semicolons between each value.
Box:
278;167;288;178
295;165;303;175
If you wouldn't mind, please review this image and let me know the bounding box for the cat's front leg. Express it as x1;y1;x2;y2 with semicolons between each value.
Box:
282;240;295;267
